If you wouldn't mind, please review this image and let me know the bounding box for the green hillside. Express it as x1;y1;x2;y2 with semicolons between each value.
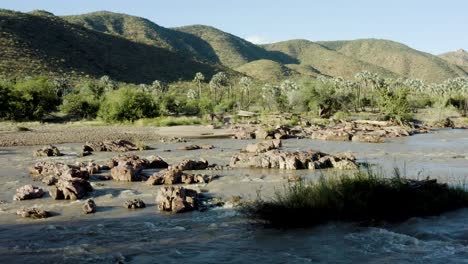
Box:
264;39;398;79
63;11;220;64
319;39;468;82
235;59;301;82
174;25;296;68
439;49;468;72
0;9;221;83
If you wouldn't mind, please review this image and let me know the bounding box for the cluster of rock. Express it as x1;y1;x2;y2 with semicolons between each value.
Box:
13;185;44;201
156;186;198;213
108;154;169;182
34;145;62;157
232;125;292;140
232;120;427;143
230;149;357;170
242;139;282;153
16;208;50;219
147;159;212;185
159;137;187;143
29;161;94;200
125;199;146;209
309;120;417;143
82;139;142;155
147;169;213;185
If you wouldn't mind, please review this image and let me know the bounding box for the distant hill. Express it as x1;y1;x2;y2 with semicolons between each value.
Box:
439;49;468;72
235;59;301;82
0;9;222;83
319;39;468;82
264;39;399;79
0;9;466;84
173;25;296;68
63;12;296;68
63;11;221;64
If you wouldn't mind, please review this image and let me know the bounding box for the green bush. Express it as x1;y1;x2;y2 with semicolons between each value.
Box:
377;88;412;124
98;87;158;122
0;76;60;121
61;93;100;119
300;81;353;118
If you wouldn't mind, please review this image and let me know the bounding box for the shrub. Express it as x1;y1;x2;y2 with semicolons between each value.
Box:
377;88;413;124
242;169;468;228
61;93;100;119
1;76;60;120
98;87;158;122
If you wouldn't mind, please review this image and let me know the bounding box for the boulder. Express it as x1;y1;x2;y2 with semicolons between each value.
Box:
351;133;384;143
84;139;139;152
13;185;44;201
146;156;169;169
172;159;209;171
254;129;271;140
83;199;96;214
49;177;93;200
243;139;282;153
34;145;62;157
232;129;255;140
16;208;50;219
156;186;198;213
311;130;351;141
124;199;146;209
111;165;138;182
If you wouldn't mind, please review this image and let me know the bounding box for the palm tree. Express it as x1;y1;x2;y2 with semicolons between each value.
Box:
193;72;205;98
239;76;252;109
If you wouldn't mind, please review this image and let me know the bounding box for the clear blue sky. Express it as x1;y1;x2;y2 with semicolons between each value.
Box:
1;0;467;54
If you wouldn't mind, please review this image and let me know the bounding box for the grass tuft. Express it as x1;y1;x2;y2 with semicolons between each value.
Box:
241;169;468;228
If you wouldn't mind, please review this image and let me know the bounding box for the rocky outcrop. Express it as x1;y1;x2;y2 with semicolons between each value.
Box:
13;185;44;201
108;154;168;182
146;169;213;185
49;176;93;200
243;139;282;153
34;145;62;157
29;161;91;185
83;139;141;152
124;199;146;209
230;149;357;170
83;199;96;214
156;186;198;213
171;159;209;171
16;208;50;219
232;120;425;143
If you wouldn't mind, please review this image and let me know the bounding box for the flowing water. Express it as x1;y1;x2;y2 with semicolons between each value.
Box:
1;129;468;263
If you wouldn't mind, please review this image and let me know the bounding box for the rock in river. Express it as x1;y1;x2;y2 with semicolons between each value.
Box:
124;199;146;209
34;145;62;157
16;208;50;219
230;149;357;170
156;186;198;213
83;199;96;214
13;184;45;201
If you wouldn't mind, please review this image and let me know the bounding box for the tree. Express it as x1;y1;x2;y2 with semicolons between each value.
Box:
99;75;117;93
193;72;205;98
209;72;229;103
239;76;253;109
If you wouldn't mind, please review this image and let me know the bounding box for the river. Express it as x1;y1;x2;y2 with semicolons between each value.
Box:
1;129;468;263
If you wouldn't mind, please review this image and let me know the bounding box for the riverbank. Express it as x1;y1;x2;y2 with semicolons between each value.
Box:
0;123;235;147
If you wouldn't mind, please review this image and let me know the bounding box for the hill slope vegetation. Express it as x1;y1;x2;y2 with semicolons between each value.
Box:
0;9;221;83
